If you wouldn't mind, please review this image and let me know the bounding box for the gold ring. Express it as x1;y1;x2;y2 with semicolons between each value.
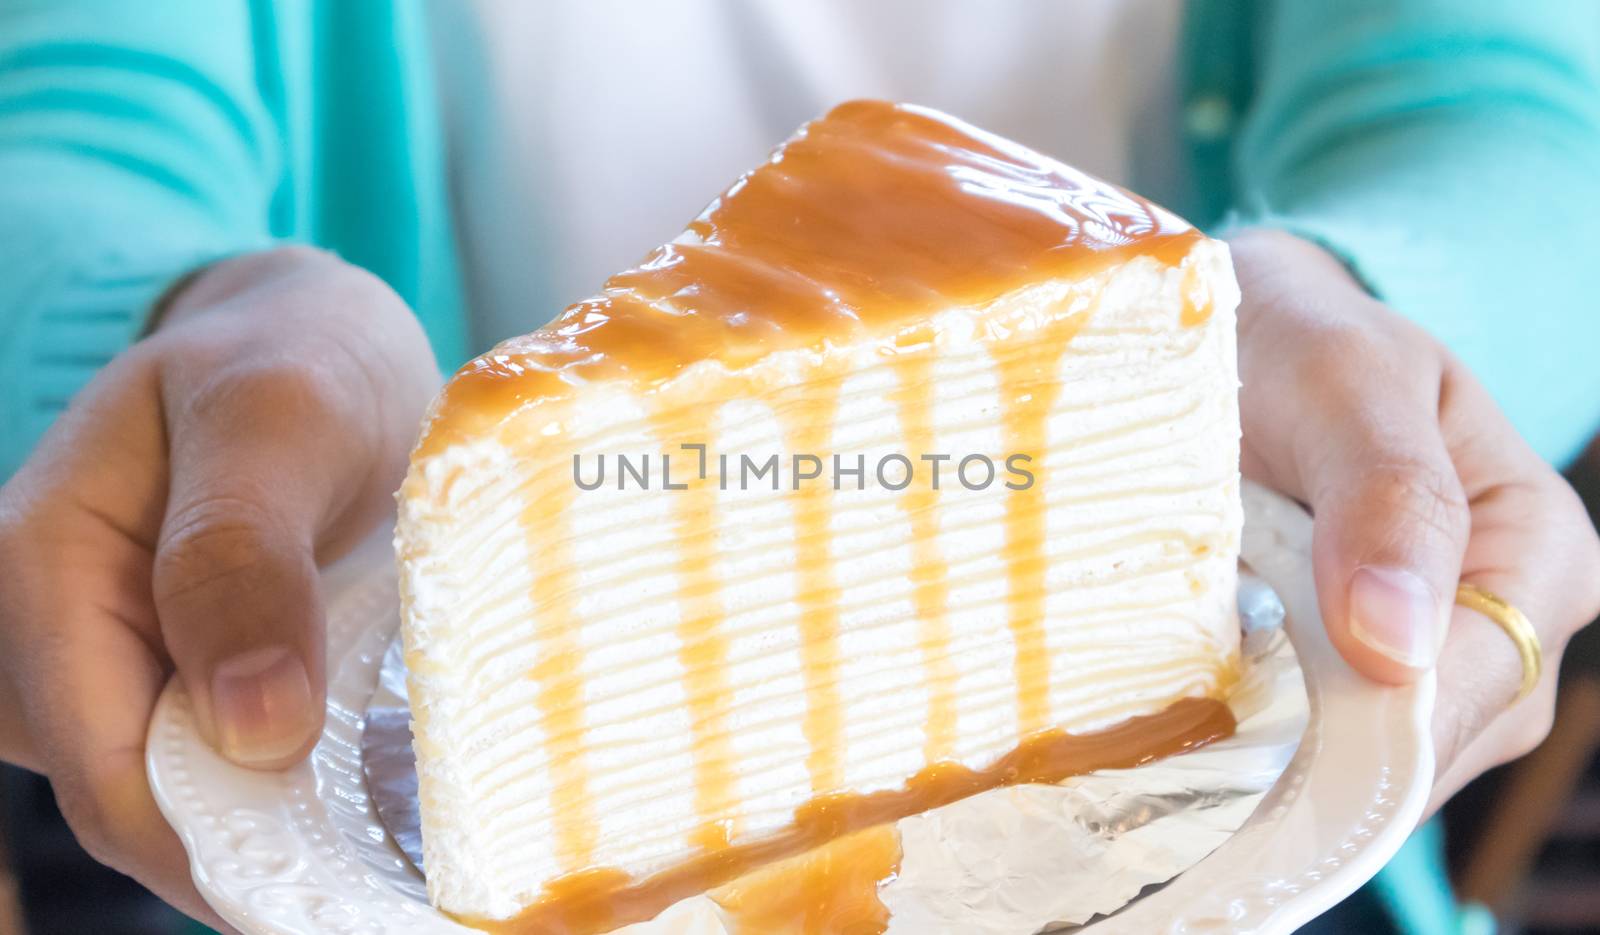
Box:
1455;582;1542;704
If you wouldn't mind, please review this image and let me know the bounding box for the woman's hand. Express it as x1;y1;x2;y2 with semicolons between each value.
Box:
0;247;439;925
1230;229;1600;811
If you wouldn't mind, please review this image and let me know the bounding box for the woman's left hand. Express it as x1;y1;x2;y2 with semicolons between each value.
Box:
1229;228;1600;812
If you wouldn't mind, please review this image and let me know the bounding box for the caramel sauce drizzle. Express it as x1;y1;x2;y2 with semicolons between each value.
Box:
519;409;598;870
470;696;1234;934
651;401;739;850
784;374;848;794
994;308;1094;735
428;100;1228;933
415;100;1201;458
888;336;960;764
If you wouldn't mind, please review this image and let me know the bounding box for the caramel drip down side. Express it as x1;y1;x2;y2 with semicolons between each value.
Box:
519;409;598;871
1180;263;1215;327
783;373;848;795
469;696;1235;934
888;336;959;765
651;402;739;850
994;307;1093;736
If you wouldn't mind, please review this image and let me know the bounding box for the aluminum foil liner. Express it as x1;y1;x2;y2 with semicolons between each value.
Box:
362;569;1306;933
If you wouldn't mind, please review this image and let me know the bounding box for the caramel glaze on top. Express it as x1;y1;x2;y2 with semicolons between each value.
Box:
414;99;1202;457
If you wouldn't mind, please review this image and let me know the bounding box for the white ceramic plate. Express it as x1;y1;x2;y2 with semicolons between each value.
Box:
147;482;1434;935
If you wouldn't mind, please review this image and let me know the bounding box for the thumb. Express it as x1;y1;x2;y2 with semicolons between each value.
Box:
1230;230;1469;685
155;484;325;769
1299;411;1471;683
153;361;381;768
147;250;431;769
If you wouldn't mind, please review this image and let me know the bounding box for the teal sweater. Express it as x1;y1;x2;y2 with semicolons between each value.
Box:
3;3;1599;933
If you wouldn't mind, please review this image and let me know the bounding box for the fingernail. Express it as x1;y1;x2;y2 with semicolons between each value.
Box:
211;646;316;766
1347;566;1445;668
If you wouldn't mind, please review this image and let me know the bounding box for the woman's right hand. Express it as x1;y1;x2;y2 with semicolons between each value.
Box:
1230;228;1600;813
0;246;440;927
